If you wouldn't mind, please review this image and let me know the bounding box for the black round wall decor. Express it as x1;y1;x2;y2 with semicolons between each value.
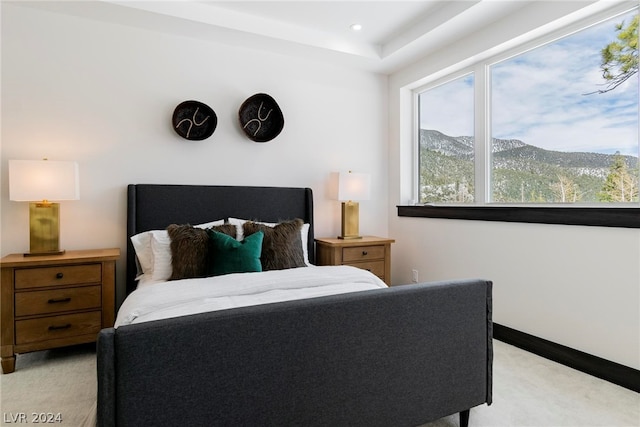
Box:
238;93;284;142
172;100;217;140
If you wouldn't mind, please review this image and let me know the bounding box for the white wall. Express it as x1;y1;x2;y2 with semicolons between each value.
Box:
388;1;640;369
0;3;389;304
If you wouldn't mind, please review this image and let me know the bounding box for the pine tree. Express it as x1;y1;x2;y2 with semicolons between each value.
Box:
593;14;638;94
597;153;639;202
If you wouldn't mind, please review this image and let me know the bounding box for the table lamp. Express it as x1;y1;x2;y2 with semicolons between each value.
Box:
337;171;371;239
9;159;80;256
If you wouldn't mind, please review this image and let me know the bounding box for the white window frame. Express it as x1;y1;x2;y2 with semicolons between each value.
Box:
412;3;639;208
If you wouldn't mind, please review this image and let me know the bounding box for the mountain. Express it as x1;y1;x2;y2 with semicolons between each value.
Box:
419;129;638;203
420;130;473;159
421;129;637;172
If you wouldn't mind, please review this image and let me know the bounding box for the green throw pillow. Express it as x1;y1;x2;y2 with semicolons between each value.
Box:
206;229;263;276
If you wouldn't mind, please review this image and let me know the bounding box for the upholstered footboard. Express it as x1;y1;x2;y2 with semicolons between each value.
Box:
97;279;492;427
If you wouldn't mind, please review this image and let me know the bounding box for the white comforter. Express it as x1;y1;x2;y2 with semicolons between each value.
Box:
115;265;387;327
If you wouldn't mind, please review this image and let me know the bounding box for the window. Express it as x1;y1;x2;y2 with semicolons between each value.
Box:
418;74;475;203
416;7;639;208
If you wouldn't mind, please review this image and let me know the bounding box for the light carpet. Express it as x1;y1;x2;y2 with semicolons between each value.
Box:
1;341;638;426
0;344;96;426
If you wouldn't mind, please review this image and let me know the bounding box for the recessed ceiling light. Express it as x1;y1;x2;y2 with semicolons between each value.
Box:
350;23;362;31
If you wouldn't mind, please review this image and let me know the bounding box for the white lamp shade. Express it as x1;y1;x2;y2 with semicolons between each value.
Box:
338;171;371;201
9;160;80;202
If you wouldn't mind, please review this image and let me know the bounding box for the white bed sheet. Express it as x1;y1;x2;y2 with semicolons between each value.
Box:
115;265;387;327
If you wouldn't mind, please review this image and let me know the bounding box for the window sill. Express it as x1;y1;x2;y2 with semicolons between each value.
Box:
397;205;640;228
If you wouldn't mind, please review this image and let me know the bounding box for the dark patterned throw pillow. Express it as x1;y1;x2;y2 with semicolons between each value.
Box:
167;224;236;281
242;219;306;271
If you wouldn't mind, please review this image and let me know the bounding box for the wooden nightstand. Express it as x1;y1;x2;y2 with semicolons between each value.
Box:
0;248;120;374
315;236;395;285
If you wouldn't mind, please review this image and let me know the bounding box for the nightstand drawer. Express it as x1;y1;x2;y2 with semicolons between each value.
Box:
15;285;102;317
347;260;385;278
15;264;102;290
15;311;102;345
342;245;385;262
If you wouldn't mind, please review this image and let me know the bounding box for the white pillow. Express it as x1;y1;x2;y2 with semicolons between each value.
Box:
149;231;173;281
228;217;248;241
228;218;311;266
130;219;225;281
130;232;154;278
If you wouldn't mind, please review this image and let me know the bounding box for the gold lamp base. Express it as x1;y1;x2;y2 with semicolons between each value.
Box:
339;201;362;239
25;202;65;257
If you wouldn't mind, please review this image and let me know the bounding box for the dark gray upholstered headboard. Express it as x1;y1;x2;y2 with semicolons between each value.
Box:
126;184;314;295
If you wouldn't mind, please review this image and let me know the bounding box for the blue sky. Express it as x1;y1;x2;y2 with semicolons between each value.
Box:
421;8;638;157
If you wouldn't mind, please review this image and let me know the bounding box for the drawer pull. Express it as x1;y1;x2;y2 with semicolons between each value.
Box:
362;251;368;255
48;324;71;331
56;272;64;279
48;297;72;304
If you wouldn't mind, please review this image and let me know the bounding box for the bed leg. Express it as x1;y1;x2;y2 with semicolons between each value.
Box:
459;409;470;427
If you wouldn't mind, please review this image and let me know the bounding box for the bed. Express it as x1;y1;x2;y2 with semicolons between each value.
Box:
96;184;493;427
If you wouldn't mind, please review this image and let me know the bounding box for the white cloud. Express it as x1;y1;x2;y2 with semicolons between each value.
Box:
420;9;638;157
419;75;474;136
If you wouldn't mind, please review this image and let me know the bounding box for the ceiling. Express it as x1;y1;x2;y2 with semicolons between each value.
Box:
15;0;588;74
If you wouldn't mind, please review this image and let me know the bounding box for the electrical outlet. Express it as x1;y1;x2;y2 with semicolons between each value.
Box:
411;269;419;283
